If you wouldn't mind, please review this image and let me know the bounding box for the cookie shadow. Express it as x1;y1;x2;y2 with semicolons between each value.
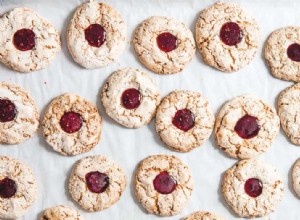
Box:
146;118;171;152
37;98;60;155
128;23;142;64
37;208;46;220
63;163;86;212
209;100;240;160
288;160;299;199
217;169;239;217
129;160;149;215
60;6;85;69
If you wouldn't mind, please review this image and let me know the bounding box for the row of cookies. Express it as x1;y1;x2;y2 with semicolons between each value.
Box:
0;70;289;159
1;1;300;82
0;153;288;219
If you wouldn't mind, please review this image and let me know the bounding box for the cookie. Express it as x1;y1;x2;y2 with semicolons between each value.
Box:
42;93;102;156
67;1;126;68
40;205;85;220
215;94;280;159
278;83;300;145
156;90;214;152
222;159;284;218
292;158;300;197
0;82;39;144
0;156;37;219
0;7;61;72
101;68;161;128
181;211;225;220
265;27;300;82
196;2;260;72
134;155;193;216
68;155;126;212
133;16;195;74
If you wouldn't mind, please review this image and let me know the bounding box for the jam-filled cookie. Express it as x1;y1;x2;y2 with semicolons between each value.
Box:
68;155;126;211
265;27;300;82
215;95;279;159
135;155;193;216
156;90;214;152
101;68;161;128
133;16;195;74
0;156;37;219
0;8;61;72
67;1;126;68
196;2;260;72
222;159;284;218
42;93;102;156
0;82;39;144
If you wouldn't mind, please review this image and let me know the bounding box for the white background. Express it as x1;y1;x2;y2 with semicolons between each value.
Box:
0;0;299;219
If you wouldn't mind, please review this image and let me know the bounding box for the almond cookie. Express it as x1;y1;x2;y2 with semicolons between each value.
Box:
0;7;61;72
0;156;37;219
68;155;126;212
40;205;85;220
215;94;280;159
133;16;195;74
67;1;126;69
134;155;193;216
42;93;102;156
181;211;225;220
196;2;260;72
0;82;39;144
156;90;214;152
222;159;284;218
278;83;300;145
101;68;161;128
292;158;300;197
265;27;300;82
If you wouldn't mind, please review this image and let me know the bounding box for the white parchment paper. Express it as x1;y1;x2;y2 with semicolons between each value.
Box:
0;0;299;219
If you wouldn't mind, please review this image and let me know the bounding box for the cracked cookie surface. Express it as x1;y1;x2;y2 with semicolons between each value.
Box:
196;2;260;72
0;156;37;219
265;27;300;82
156;90;214;152
134;155;193;216
278;83;300;145
42;93;102;156
40;205;85;220
222;159;284;218
67;1;126;69
133;16;195;74
68;155;126;212
181;211;225;220
215;94;279;159
0;7;61;72
101;68;161;128
292;158;300;197
0;82;39;144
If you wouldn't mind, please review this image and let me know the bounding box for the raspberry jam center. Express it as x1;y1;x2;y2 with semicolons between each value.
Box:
234;115;260;139
85;171;109;193
153;171;177;194
121;88;142;110
244;178;263;197
287;43;300;62
85;24;106;47
220;22;243;46
60;111;83;133
156;32;178;52
172;109;195;132
0;178;17;198
0;99;17;123
13;29;36;51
